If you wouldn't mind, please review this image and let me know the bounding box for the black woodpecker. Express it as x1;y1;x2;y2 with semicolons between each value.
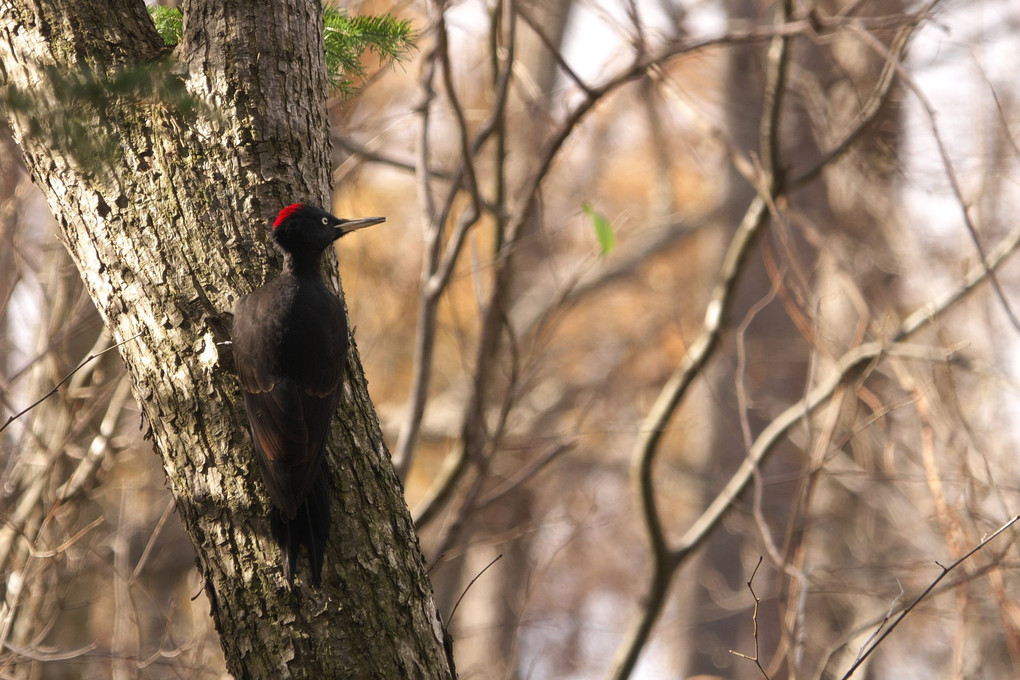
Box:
231;203;384;586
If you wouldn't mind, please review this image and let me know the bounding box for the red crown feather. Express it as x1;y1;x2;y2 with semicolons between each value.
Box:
273;203;303;229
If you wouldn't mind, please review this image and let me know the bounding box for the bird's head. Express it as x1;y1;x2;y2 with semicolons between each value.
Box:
271;203;385;254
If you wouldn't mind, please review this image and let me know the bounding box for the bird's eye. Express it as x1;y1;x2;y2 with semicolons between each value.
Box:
322;217;329;225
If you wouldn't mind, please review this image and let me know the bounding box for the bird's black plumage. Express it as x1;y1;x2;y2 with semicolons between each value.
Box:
231;203;384;586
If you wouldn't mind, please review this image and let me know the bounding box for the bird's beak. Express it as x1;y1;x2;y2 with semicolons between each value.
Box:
336;216;386;235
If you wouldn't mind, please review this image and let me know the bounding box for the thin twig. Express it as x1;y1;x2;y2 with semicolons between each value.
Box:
730;556;771;679
516;4;595;97
812;543;1015;677
846;14;1020;333
333;134;452;180
447;553;504;625
848;580;904;673
611;3;798;677
840;514;1020;679
629;214;1020;678
0;333;141;435
131;500;177;582
475;442;574;510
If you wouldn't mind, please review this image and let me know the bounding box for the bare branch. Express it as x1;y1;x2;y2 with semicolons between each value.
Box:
846;16;1020;333
447;553;504;625
611;3;799;675
394;0;516;479
0;333;140;436
730;556;771;679
839;514;1020;679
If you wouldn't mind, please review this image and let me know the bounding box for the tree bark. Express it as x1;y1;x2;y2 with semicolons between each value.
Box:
0;1;451;677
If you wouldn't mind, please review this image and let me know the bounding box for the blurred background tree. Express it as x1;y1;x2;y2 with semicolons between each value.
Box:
3;0;1020;678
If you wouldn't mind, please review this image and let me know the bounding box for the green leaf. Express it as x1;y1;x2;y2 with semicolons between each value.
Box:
582;202;615;256
148;6;183;47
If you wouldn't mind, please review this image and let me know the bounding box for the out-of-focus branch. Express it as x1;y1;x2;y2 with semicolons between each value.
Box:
812;527;1017;678
394;14;441;481
475;442;574;510
846;11;1020;333
704;210;1020;543
0;334;138;436
400;13;828;482
788;14;915;189
612;209;1020;679
516;212;713;347
610;0;797;674
394;0;515;480
516;4;594;97
333;135;452;180
55;375;133;500
839;513;1020;680
676;342;882;558
608;3;969;675
413;10;834;526
898;217;1020;340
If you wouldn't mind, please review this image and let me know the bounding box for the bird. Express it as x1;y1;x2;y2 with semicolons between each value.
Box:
231;203;384;586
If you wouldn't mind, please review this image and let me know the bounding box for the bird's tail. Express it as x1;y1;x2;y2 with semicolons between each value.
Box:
271;473;331;587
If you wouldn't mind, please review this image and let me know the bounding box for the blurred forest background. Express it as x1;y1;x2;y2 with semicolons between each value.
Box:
3;0;1020;678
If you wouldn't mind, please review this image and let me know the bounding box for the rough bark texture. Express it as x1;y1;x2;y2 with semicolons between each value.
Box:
0;1;451;677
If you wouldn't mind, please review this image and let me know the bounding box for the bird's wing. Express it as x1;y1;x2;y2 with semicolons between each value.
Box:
233;290;345;518
238;367;343;513
239;378;306;516
290;386;341;504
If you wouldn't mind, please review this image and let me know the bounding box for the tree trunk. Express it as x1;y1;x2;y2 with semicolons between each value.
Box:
0;1;451;677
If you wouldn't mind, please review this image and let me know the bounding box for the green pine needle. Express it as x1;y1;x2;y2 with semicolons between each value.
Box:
323;8;417;96
146;6;416;96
